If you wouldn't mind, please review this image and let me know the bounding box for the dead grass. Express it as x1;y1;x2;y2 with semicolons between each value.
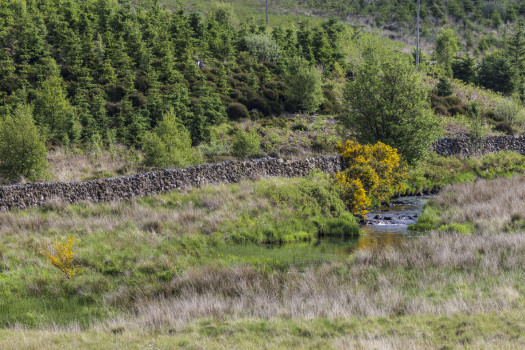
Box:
95;230;525;330
47;145;143;182
432;176;525;233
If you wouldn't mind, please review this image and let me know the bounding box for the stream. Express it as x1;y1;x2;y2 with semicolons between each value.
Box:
357;195;433;249
218;196;434;265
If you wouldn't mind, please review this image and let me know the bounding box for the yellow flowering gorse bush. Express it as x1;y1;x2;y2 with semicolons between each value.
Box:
39;235;82;279
334;140;408;217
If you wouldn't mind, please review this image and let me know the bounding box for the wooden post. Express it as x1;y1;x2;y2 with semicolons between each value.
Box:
416;0;420;69
266;0;269;26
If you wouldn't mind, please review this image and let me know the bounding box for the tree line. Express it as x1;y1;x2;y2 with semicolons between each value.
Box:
0;0;346;151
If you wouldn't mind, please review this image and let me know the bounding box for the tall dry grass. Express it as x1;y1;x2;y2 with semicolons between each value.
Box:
432;176;525;233
47;146;143;182
104;231;525;330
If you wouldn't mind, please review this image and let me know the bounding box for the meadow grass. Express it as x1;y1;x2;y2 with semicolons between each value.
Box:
412;175;525;234
403;151;525;195
0;176;359;327
3;159;525;347
1;311;525;349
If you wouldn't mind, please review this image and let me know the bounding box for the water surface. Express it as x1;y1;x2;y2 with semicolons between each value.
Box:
218;196;432;267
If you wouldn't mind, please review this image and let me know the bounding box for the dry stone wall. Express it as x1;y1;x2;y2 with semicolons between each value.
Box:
0;156;344;211
431;135;525;156
2;135;525;211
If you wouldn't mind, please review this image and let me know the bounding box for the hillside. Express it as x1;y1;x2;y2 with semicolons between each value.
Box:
0;0;524;185
174;0;525;52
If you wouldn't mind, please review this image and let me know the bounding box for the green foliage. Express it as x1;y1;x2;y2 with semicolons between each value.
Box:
0;0;354;156
226;175;356;244
231;129;261;158
452;54;476;84
226;103;249;120
403;151;525;195
494;99;522;125
436;77;454;97
434;28;460;77
316;212;360;238
32;75;75;144
492;9;503;28
0;104;47;182
286;56;324;114
477;50;517;94
341;47;442;165
244;34;282;63
142;109;201;169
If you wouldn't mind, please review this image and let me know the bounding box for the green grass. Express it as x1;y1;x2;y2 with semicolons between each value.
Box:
0;175;361;327
2;310;525;349
411;175;525;234
403;151;525;195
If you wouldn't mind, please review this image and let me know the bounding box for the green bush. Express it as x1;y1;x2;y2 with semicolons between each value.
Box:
317;213;360;238
342;47;442;165
244;34;282;63
436;77;454;97
226;103;249;120
142;109;202;169
494;99;521;125
231;129;261;158
0;104;48;182
286;57;324;114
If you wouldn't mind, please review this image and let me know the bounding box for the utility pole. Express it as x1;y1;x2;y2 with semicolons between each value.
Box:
266;0;269;26
416;0;420;69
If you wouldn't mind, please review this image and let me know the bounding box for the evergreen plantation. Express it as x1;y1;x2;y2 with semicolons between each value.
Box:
0;0;524;183
0;0;346;150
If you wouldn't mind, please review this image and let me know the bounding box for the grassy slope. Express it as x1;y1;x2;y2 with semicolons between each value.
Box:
0;176;357;327
403;151;525;195
3;158;525;346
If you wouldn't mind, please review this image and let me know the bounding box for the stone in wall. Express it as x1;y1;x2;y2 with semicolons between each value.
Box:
0;156;344;211
431;135;525;157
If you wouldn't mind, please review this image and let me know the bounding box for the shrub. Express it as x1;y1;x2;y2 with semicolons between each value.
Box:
444;95;462;106
246;97;271;116
0;104;48;182
244;34;281;63
433;104;450;116
317;213;360;238
494;121;515;135
494;99;521;124
286;56;324;114
434;28;459;76
436;77;454;96
333;140;408;217
231;129;261;158
226;103;249;120
448;104;467;116
142;109;202;169
39;235;82;279
291;120;309;131
477;50;516;94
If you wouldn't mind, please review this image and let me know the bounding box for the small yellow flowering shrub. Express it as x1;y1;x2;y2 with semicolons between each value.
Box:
39;235;82;279
334;140;408;217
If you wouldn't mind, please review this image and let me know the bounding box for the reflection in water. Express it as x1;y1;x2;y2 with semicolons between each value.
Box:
220;196;432;266
356;196;432;250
